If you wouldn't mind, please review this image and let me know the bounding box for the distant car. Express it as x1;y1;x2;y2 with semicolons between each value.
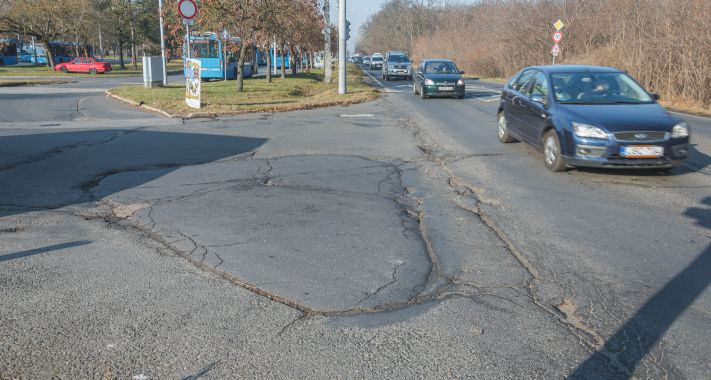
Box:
413;59;466;99
54;57;112;74
369;55;383;70
497;65;690;171
362;56;371;65
382;51;412;81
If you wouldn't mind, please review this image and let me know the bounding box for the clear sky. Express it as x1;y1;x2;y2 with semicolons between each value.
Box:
332;0;480;44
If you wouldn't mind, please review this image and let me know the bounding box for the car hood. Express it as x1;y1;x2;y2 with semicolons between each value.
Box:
424;73;462;82
557;103;680;132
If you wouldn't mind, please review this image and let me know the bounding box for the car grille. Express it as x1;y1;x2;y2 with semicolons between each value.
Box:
613;131;668;142
395;65;408;69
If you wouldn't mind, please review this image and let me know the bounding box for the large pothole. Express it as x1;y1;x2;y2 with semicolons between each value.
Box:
95;155;432;312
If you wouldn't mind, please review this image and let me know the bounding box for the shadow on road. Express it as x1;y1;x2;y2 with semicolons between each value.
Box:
570;197;711;379
0;240;92;263
0;129;267;217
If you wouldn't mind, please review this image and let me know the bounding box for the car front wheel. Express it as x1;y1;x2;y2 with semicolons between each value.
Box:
89;68;97;74
413;82;419;95
420;85;427;99
497;112;515;143
543;130;567;172
60;67;68;73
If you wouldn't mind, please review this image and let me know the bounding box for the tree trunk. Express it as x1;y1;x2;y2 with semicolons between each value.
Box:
44;39;55;68
290;45;297;75
323;1;332;83
280;41;286;79
118;41;125;70
266;45;272;83
236;41;249;92
130;20;138;70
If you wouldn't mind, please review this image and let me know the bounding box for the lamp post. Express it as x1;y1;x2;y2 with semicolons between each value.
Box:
338;0;346;94
159;0;168;86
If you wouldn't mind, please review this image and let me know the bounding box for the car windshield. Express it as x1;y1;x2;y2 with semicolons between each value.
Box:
552;72;653;104
425;62;458;74
388;55;409;63
372;57;383;62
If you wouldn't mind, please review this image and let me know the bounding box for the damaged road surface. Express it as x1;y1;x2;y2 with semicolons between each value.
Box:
1;75;710;379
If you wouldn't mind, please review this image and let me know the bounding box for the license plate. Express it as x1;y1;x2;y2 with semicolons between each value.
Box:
621;145;663;158
439;86;454;91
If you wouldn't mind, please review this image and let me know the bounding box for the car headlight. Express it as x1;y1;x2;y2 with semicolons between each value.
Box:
424;79;434;86
572;122;609;139
457;79;465;86
671;122;689;138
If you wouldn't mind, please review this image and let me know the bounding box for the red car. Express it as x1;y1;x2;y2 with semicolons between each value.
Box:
54;57;112;74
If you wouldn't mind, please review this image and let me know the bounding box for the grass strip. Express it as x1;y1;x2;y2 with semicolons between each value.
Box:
0;79;68;87
109;65;378;117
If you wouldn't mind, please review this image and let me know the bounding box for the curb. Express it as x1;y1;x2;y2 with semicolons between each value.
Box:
105;90;177;118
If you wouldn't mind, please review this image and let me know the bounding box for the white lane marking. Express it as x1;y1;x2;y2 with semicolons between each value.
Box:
362;69;384;88
340;114;374;118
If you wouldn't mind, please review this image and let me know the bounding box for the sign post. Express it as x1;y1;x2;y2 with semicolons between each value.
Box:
552;19;564;64
178;0;198;59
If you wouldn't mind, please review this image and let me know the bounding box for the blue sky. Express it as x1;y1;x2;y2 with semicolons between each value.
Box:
332;0;479;43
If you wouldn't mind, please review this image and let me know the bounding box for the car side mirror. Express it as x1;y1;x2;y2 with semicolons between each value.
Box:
460;71;465;74
531;94;548;106
650;93;660;101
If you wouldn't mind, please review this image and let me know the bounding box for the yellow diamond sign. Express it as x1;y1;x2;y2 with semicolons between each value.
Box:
554;19;565;31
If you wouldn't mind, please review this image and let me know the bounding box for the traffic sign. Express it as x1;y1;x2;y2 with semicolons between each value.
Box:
554;19;565;31
551;43;561;55
178;0;197;20
552;31;563;43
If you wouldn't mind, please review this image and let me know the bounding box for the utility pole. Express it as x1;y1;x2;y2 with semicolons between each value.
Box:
323;0;332;83
159;0;168;86
338;0;346;94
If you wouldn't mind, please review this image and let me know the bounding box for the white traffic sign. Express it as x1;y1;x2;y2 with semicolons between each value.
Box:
551;43;561;55
178;0;197;19
554;19;565;31
552;31;563;43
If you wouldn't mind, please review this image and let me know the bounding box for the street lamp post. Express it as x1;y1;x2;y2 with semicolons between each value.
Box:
338;0;346;94
158;0;168;86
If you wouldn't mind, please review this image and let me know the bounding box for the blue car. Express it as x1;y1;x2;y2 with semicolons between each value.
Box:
497;65;690;171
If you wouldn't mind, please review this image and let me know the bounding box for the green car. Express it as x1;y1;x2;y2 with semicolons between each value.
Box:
413;59;466;99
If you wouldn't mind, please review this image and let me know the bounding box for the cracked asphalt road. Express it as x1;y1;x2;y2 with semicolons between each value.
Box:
1;73;710;379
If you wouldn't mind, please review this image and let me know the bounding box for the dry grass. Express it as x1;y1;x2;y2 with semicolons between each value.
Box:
110;65;378;117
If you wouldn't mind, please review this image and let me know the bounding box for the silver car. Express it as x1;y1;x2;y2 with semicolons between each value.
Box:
382;51;412;81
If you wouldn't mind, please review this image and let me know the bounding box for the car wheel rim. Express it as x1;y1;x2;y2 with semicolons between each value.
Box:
544;136;558;166
498;115;507;138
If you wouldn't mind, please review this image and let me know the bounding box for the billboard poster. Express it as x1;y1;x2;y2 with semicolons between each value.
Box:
185;58;201;109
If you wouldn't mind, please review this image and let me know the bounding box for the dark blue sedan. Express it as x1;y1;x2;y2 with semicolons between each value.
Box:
497;65;690;171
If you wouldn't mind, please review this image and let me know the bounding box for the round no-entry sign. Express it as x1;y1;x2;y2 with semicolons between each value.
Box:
552;31;563;43
178;0;198;19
